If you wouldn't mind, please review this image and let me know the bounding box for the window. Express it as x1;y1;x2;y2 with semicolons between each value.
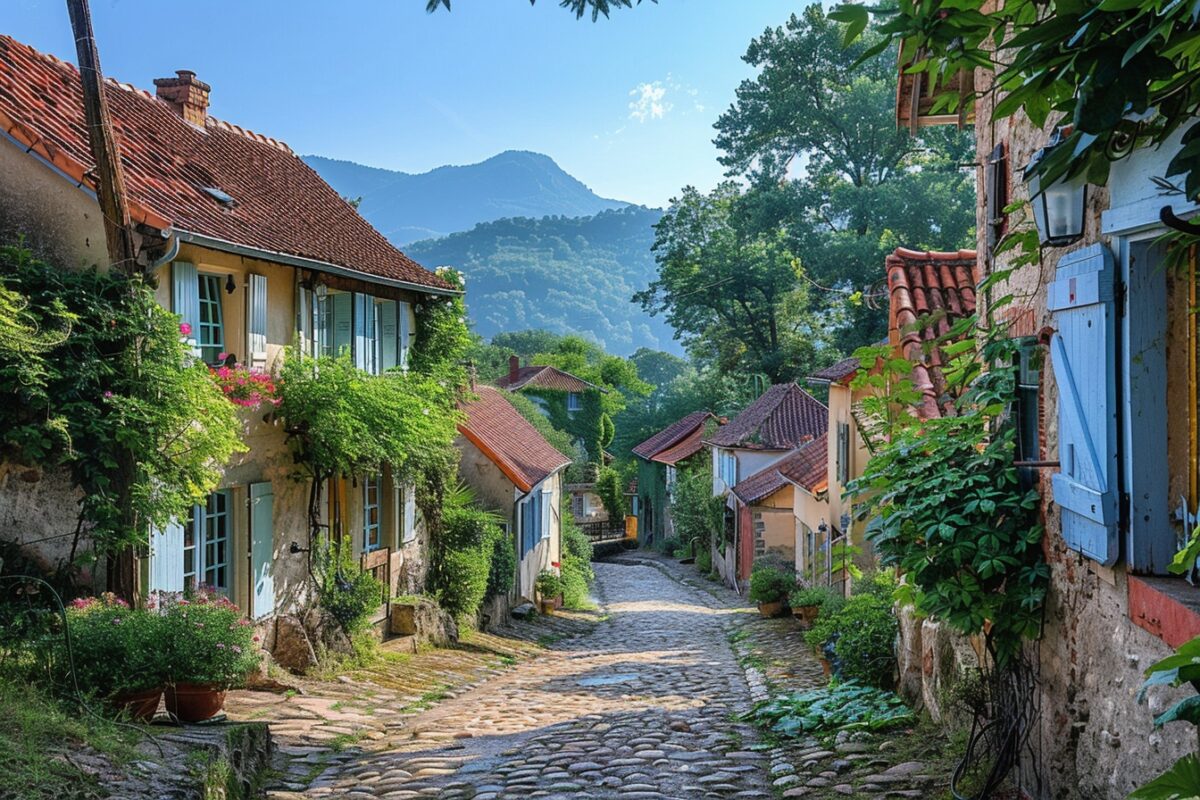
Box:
540;484;552;541
354;293;377;373
363;474;382;552
393;481;417;546
521;488;546;557
836;422;851;485
719;450;738;487
197;273;225;364
184;490;231;593
314;290;411;375
567;392;582;412
1015;340;1041;478
985;142;1009;253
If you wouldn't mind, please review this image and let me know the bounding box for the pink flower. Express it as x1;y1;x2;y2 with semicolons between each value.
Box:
218;352;228;361
231;645;242;654
252;635;261;643
215;642;225;649
179;322;192;336
103;391;113;399
111;617;122;625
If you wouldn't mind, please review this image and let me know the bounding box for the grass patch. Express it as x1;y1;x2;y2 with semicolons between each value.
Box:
327;731;368;753
0;676;140;799
399;685;452;714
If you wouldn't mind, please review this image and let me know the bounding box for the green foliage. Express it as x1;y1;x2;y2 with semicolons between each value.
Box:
499;390;578;460
655;536;681;556
595;466;627;519
744;682;915;738
849;326;1047;666
1128;754;1200;800
804;593;897;688
428;503;504;622
748;560;794;605
788;585;836;609
486;529;517;600
852;569;898;599
670;459;724;549
560;519;596;610
834;0;1200;207
535;570;563;601
410;267;471;387
695;547;712;574
1132;637;1200;797
314;540;385;635
64;595;165;697
599;412;615;449
0;245;245;558
160;591;260;687
427;0;654;22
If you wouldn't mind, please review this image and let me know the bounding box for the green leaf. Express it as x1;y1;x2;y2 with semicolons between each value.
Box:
1155;695;1200;727
1129;753;1200;799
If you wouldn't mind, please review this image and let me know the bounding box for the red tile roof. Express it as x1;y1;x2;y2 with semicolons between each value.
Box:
631;410;714;462
458;386;572;493
732;434;828;505
495;365;604;393
885;248;980;419
706;383;828;451
650;427;708;466
0;36;452;293
808;356;861;385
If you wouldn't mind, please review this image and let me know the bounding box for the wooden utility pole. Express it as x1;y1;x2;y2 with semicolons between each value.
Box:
66;0;138;274
65;0;139;603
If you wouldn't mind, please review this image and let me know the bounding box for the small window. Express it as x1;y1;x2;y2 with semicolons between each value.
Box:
1015;340;1041;487
197;273;225;364
363;474;382;552
567;392;582;412
836;422;851;485
185;490;231;594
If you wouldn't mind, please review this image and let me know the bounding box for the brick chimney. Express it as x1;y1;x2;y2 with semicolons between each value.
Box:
508;355;520;383
154;70;210;127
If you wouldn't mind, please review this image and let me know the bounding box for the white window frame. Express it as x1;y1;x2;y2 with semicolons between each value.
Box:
197;273;226;365
567;392;582;412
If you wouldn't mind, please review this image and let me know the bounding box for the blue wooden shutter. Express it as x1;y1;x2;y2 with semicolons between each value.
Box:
330;292;352;357
1048;244;1118;565
540;484;552;541
399;301;413;371
379;300;399;371
247;273;268;368
149;519;185;594
249;482;275;619
172;261;200;345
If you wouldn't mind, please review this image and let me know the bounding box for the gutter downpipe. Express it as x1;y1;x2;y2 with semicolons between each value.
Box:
146;232;179;271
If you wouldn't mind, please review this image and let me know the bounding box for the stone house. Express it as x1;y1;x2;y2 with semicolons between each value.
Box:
456;386;571;604
630;410;717;550
895;34;1200;798
0;35;457;622
705;383;828;588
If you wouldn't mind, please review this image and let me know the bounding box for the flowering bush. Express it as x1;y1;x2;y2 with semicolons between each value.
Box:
65;593;166;697
160;589;260;687
209;363;281;409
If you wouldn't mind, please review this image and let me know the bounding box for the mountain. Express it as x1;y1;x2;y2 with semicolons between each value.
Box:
404;206;679;357
303;151;628;244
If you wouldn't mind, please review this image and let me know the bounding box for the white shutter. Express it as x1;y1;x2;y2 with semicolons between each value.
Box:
296;284;312;357
149;519;185;594
172;261;200;348
403;483;417;543
540;483;552;541
247;273;268;368
399;301;413;371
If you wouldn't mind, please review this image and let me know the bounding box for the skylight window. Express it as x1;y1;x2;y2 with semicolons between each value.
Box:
201;186;237;208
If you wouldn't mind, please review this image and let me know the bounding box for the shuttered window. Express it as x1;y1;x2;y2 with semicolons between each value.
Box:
836;422;851;485
197;274;226;365
1048;244;1118;565
172;261;200;352
985;143;1008;253
363;474;382;553
247;273;268;367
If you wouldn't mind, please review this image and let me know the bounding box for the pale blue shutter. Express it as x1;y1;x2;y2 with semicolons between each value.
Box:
296;284;312;356
330;292;352;357
149;519;185;594
354;293;376;372
249;482;275;619
172;261;200;344
247;273;268;368
1048;244;1118;565
403;484;417;543
379;300;398;371
399;301;413;371
540;484;552;541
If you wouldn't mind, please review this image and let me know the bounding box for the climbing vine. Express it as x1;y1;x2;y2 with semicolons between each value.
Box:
848;315;1048;666
0;244;245;563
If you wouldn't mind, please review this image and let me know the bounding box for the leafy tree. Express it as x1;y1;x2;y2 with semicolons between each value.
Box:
637;181;825;384
712;5;975;351
595;466;626;519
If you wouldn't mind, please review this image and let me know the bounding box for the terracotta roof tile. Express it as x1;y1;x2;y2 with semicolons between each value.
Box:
0;35;451;292
495;365;603;393
808;356;861;385
458;386;572;492
706;383;827;451
885;247;980;419
732;435;828;505
631;410;714;461
650;427;708;466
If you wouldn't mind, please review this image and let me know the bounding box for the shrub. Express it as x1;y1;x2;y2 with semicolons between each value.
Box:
314;539;384;634
671;461;724;547
656;536;681;556
485;528;517;600
749;560;794;605
789;585;835;609
852;569;897;600
428;505;502;621
535;570;563;601
560;517;595;609
595;466;626;519
695;547;712;574
804;593;897;688
160;590;260;688
745;682;915;737
65;594;165;697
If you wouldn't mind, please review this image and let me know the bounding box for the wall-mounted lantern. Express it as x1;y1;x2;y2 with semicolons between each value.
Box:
1024;130;1087;247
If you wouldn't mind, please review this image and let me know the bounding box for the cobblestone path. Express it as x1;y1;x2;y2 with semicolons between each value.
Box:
304;560;773;799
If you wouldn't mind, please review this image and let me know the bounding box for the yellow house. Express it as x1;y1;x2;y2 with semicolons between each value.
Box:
0;36;457;622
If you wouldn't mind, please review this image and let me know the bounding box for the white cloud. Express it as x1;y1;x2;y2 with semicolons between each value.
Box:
628;81;672;122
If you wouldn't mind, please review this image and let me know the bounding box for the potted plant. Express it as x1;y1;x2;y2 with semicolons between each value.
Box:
162;589;260;722
788;585;831;629
749;561;792;617
535;570;563;616
66;594;167;721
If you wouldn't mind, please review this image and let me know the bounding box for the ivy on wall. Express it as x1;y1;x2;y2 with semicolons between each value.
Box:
520;386;607;463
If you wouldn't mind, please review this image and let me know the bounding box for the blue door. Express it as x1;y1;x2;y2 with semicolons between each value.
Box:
249;482;275;619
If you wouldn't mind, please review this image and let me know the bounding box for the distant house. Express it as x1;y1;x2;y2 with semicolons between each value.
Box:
705;383;828;588
456;386;572;603
495;355;607;462
630;411;718;549
0;36;455;623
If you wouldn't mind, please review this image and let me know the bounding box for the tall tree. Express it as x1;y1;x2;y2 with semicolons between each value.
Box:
713;5;976;350
636;182;825;385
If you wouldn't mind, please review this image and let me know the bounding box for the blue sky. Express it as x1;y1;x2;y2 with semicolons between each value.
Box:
3;0;800;208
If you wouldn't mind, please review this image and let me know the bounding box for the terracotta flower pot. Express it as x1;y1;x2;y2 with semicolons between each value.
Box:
793;604;820;629
819;657;832;678
757;600;785;618
166;682;227;722
112;687;163;722
539;600;556;616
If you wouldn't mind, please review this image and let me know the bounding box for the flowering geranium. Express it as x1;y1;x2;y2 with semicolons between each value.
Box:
179;322;193;337
160;588;260;687
209;364;281;409
65;594;165;697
